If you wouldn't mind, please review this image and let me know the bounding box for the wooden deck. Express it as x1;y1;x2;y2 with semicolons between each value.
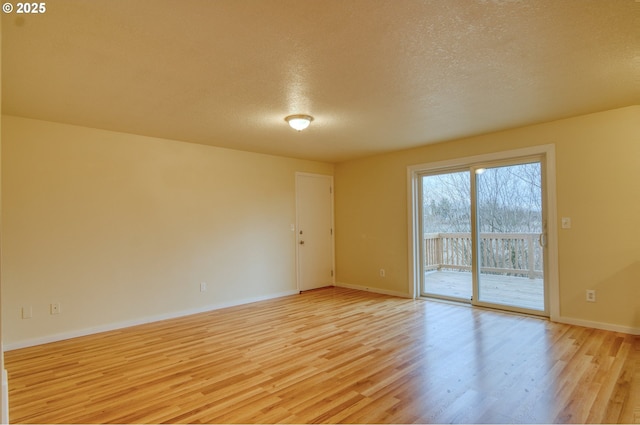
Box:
424;270;544;311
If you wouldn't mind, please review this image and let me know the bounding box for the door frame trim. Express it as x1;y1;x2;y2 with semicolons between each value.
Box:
407;145;559;320
295;172;336;292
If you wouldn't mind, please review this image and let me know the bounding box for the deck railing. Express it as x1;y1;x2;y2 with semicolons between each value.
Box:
424;232;543;278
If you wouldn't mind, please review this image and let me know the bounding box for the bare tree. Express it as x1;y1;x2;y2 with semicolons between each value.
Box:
423;163;541;233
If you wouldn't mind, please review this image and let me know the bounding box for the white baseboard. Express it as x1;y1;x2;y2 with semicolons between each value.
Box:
336;283;639;335
4;290;299;352
6;287;637;352
335;281;411;299
553;315;640;336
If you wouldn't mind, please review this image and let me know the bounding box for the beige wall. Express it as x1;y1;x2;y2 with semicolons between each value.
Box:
0;16;8;421
2;106;638;348
1;116;333;347
335;106;640;332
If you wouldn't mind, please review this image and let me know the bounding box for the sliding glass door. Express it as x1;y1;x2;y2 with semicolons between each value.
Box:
421;170;473;301
419;157;548;316
474;161;545;312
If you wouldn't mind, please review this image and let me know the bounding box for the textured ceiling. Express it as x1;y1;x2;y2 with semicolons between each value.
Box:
2;0;639;162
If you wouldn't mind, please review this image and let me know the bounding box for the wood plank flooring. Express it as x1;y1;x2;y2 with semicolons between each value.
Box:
5;287;639;423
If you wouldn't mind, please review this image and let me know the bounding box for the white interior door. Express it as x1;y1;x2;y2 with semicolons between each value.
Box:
296;173;334;291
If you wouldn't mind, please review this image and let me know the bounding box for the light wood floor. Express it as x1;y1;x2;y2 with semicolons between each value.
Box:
5;287;640;424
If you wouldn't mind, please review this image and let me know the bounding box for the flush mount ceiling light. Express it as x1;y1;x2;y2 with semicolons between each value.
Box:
285;114;314;131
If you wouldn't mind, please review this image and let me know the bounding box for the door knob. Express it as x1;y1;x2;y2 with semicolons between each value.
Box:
299;240;305;245
539;233;547;247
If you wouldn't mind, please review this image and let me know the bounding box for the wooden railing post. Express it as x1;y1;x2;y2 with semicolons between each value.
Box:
437;233;443;271
423;235;427;269
527;234;535;279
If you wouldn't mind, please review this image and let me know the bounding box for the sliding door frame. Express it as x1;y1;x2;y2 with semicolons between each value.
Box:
418;167;473;303
407;145;559;320
470;156;548;315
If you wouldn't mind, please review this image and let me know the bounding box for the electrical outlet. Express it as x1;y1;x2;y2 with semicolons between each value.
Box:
200;282;207;292
586;290;596;302
22;306;32;319
50;302;61;315
379;268;386;277
562;217;571;229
